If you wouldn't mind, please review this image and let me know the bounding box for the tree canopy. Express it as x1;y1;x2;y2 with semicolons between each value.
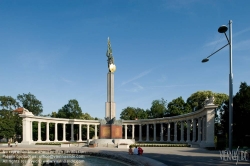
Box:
167;96;192;116
0;96;19;110
148;98;167;118
0;96;22;139
187;91;228;111
220;82;250;146
17;93;43;116
120;107;148;120
56;99;83;119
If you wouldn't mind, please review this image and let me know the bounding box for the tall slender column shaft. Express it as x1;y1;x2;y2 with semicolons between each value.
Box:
125;124;127;139
54;123;58;141
168;123;170;141
46;122;50;141
30;121;33;141
146;124;149;141
71;124;74;141
132;124;135;139
186;120;190;142
63;123;66;141
79;124;82;141
153;123;156;141
180;121;184;142
174;122;177;142
139;124;142;141
38;122;41;142
192;119;196;142
198;118;201;142
160;123;163;142
95;125;97;139
87;124;89;140
202;116;206;141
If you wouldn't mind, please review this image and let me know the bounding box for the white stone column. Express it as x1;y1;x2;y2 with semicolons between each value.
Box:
202;116;206;141
153;123;156;141
30;121;33;141
79;124;82;141
71;124;74;141
38;121;41;142
54;123;58;141
180;121;184;142
198;118;201;142
205;108;215;147
192;119;196;142
132;124;135;139
95;125;97;139
186;120;190;142
22;118;31;144
199;106;217;148
146;124;149;141
63;123;66;141
174;122;177;142
139;124;142;141
87;124;89;140
160;123;163;142
125;124;127;139
46;122;50;142
167;123;170;141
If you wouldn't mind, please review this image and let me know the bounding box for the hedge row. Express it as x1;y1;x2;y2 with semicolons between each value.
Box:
130;143;190;147
35;142;61;145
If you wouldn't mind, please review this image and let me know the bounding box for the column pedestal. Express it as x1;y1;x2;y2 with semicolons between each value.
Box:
99;124;122;139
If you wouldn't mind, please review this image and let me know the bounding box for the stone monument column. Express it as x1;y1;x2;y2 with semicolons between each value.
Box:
99;37;122;139
105;71;116;120
105;37;116;121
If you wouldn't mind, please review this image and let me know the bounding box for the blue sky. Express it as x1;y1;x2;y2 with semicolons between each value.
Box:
1;0;250;119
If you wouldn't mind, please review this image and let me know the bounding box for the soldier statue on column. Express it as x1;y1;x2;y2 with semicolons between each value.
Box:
106;37;116;72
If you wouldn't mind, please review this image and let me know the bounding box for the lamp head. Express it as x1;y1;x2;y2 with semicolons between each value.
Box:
202;58;209;63
218;25;228;33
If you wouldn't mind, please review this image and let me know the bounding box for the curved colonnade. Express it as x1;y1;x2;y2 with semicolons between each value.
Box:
20;103;217;147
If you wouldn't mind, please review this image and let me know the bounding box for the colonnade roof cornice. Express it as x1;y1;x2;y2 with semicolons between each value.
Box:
122;104;217;125
19;115;100;124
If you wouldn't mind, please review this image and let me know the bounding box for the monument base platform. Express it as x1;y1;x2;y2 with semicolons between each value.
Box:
99;124;122;139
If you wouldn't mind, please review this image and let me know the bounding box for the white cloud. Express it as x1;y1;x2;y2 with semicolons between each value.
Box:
234;39;250;51
62;78;74;84
121;69;152;86
133;83;144;90
204;27;250;47
149;83;209;88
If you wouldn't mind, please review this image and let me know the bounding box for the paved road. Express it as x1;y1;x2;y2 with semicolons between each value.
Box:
142;147;250;166
0;144;249;166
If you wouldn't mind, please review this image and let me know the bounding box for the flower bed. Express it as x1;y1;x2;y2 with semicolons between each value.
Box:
35;142;61;145
130;143;190;148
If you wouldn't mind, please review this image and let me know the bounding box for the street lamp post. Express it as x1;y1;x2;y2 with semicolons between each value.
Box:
202;20;233;151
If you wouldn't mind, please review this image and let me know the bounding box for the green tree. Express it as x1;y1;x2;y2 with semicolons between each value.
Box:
120;107;148;120
120;107;136;120
57;99;82;119
17;93;43;116
135;108;148;119
167;97;192;116
0;96;21;140
0;96;19;110
148;98;167;118
221;82;250;146
0;110;15;139
187;91;228;111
